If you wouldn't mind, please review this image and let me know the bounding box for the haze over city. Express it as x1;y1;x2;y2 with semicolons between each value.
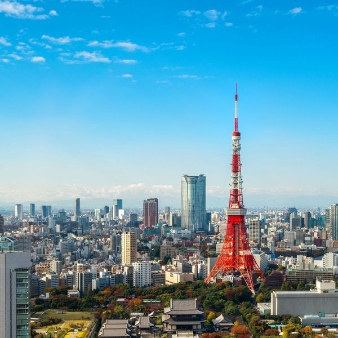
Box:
1;0;338;208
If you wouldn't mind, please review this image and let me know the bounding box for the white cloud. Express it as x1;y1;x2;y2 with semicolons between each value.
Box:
179;10;200;17
0;36;11;46
31;56;45;63
74;51;110;63
0;1;50;19
1;58;9;63
247;5;263;17
8;53;22;60
316;5;338;10
87;40;113;48
177;74;198;79
121;73;132;78
49;10;58;16
178;32;186;37
289;7;302;14
205;22;216;28
204;9;220;21
88;40;148;52
42;35;83;44
176;45;185;50
225;22;233;27
61;0;103;4
115;59;137;64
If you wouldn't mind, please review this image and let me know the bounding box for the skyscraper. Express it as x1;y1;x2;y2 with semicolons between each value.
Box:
30;203;35;216
14;204;23;220
74;198;80;217
112;199;123;219
164;206;170;221
0;251;31;338
248;218;261;245
122;231;137;265
181;174;206;232
41;205;51;217
143;198;158;227
303;211;311;229
0;214;4;234
329;204;338;240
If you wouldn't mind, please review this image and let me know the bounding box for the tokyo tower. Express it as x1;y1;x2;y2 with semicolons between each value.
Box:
205;85;265;293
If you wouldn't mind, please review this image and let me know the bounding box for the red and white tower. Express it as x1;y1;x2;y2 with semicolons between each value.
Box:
205;85;265;293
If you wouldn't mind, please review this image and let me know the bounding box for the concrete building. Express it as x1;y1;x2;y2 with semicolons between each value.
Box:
303;211;311;229
165;271;194;284
77;271;92;296
283;231;296;247
122;231;137;265
132;261;151;287
181;174;206;232
0;251;31;338
322;252;338;268
286;267;333;283
271;279;338;316
248;218;261;245
110;234;121;253
143;198;158;227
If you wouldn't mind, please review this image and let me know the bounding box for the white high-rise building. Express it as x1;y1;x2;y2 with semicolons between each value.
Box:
132;261;151;287
323;252;338;269
122;231;137;265
0;251;31;338
15;204;23;220
181;174;206;232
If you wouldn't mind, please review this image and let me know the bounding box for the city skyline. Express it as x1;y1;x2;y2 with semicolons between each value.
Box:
1;1;338;208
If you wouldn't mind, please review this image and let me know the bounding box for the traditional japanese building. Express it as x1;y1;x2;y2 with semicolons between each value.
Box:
162;299;205;335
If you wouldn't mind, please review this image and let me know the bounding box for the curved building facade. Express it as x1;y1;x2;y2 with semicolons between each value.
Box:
181;174;206;232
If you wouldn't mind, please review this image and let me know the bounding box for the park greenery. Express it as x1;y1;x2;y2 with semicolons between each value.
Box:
31;278;332;338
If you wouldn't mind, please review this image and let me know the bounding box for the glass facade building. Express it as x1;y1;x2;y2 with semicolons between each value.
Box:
0;251;31;338
181;174;206;232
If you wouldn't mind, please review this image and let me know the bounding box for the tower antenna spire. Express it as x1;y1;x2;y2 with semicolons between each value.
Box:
205;85;265;294
234;83;238;132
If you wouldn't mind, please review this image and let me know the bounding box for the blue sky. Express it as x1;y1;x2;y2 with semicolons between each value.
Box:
0;0;338;209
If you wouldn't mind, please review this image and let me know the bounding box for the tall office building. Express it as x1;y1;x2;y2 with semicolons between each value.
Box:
290;213;303;230
164;206;170;221
181;174;206;232
329;204;338;240
0;214;4;234
41;205;51;217
112;199;123;219
143;198;158;227
303;211;311;229
15;204;23;220
0;251;31;338
29;203;35;216
74;198;80;217
248;218;261;245
122;231;137;265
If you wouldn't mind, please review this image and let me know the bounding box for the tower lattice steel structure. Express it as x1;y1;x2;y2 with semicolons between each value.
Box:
205;85;265;293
